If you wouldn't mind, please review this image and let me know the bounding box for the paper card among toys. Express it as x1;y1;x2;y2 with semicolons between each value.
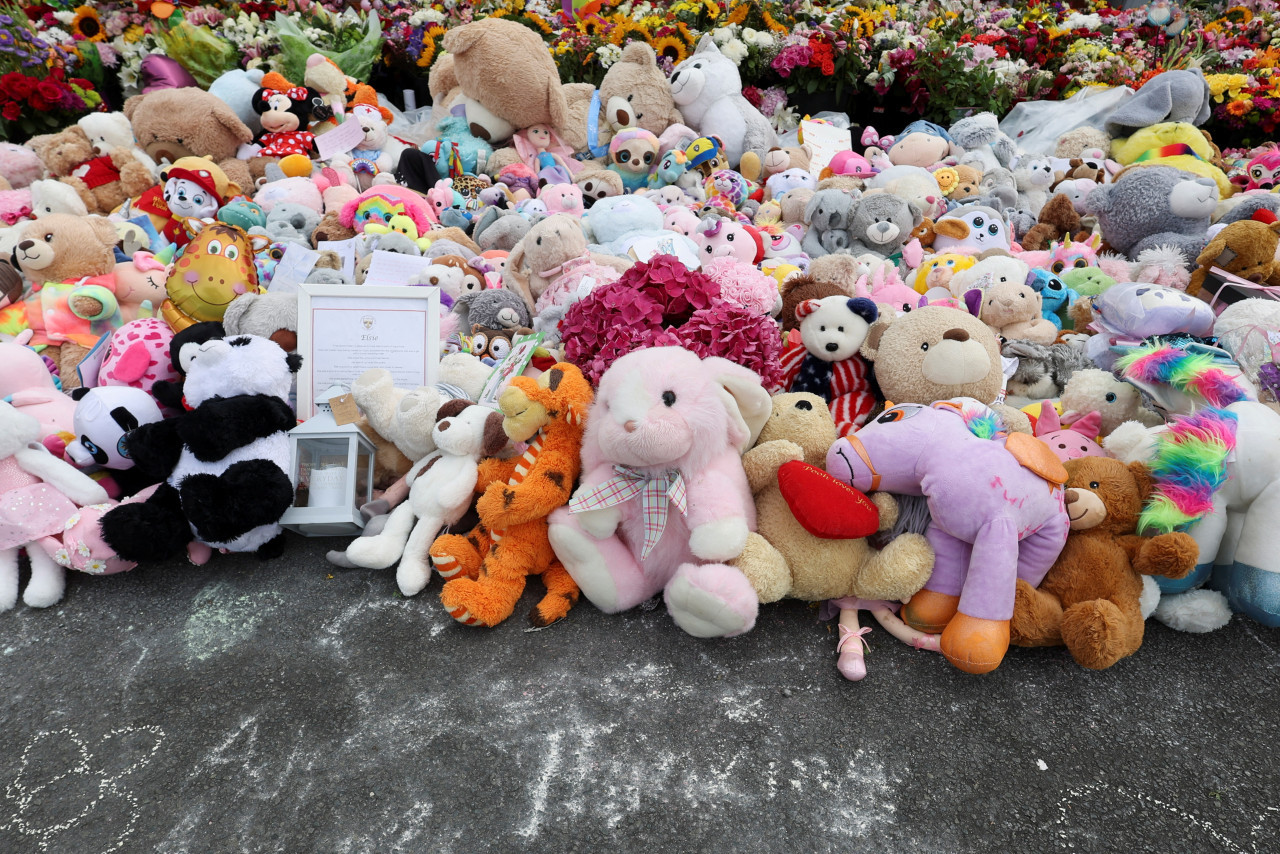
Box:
478;332;544;411
629;235;700;270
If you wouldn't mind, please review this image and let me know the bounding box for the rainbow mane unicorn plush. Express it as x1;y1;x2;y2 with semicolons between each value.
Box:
1115;344;1280;629
816;397;1071;674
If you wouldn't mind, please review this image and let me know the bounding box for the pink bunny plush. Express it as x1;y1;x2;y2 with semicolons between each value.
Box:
1;400;110;610
0;342;78;439
548;346;773;637
1034;406;1106;463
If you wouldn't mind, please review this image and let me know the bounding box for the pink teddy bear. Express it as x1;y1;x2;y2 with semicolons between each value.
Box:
548;346;773;637
539;183;585;218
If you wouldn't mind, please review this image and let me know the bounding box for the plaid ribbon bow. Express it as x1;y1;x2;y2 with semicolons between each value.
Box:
569;466;688;559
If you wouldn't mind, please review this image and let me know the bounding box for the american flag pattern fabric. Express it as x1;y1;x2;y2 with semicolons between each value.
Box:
773;344;878;437
568;465;688;559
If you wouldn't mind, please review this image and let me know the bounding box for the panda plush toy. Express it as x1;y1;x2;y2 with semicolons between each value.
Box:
67;386;164;471
100;334;301;561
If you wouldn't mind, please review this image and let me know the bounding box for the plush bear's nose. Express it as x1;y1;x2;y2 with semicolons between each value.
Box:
942;328;970;342
624;420;638;433
17;240;34;251
825;342;839;352
1064;489;1079;505
795;399;813;411
438;420;451;431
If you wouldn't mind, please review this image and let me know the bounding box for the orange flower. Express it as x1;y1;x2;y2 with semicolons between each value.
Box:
1227;99;1253;117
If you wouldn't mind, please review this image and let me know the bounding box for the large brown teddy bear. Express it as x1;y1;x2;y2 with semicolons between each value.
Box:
1010;456;1198;670
124;87;254;197
731;392;934;606
859;305;1033;434
1187;213;1280;297
26;125;152;215
558;43;685;154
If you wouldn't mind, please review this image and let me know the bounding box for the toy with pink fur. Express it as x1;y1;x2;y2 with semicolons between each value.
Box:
548;346;773;638
695;218;763;266
854;263;923;315
1033;407;1107;463
98;317;180;402
539;183;585;217
663;205;701;236
1;399;110;610
0;341;78;439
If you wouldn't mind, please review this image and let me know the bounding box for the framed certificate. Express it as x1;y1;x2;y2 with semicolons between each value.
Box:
297;284;441;418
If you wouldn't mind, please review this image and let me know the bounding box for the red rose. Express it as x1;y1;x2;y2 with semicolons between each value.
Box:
1;102;20;121
36;80;64;107
2;73;35;102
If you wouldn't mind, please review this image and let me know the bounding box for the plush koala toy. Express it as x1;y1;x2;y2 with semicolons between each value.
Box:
1085;165;1217;265
801;189;858;258
846;194;923;259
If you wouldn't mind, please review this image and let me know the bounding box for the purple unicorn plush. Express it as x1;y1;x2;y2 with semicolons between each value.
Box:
824;398;1070;674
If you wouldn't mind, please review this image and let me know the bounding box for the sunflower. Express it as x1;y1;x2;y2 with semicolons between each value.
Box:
526;13;554;35
610;19;651;45
761;10;788;34
701;0;721;18
416;33;436;68
425;23;446;39
725;2;749;26
652;34;687;65
578;16;605;37
71;5;105;42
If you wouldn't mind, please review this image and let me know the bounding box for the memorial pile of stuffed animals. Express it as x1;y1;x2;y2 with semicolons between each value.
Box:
5;2;1280;679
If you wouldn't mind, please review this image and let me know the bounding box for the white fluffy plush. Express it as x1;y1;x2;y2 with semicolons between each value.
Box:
946;255;1029;299
29;179;89;218
668;36;777;167
797;295;875;362
339;403;508;596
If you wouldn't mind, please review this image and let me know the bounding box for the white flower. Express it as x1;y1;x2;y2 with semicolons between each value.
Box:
54;10;75;23
77;543;92;557
85;559;108;574
720;39;748;65
596;44;623;68
712;26;735;45
745;29;774;49
53;548;71;568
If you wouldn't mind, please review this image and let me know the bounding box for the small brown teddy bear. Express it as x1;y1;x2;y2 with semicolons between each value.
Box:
1187;210;1280;296
731;392;934;605
1021;193;1085;252
741;144;813;185
27;125;153;216
1011;456;1198;670
948;163;984;201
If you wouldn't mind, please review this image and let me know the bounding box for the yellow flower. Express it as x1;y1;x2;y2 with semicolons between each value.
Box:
652;35;688;65
702;0;721;19
526;13;553;35
726;2;749;26
123;24;144;43
761;10;788;34
72;6;105;42
578;17;604;37
416;34;436;68
610;19;651;45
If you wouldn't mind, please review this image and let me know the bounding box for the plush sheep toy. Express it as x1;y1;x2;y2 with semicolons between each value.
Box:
100;334;301;562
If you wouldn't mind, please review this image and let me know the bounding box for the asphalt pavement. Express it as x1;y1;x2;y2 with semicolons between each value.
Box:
1;533;1277;853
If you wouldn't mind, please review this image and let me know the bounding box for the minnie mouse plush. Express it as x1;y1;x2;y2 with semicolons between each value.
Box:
249;72;321;170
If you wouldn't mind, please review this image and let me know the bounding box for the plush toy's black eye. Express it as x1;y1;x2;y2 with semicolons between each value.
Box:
837;326;844;332
972;216;984;227
820;325;826;331
662;391;676;407
1089;481;1100;489
877;410;904;424
727;233;734;241
988;224;999;235
536;237;542;246
920;342;929;351
1105;392;1117;402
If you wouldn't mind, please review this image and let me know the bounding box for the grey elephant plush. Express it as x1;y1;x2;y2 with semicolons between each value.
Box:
801;189;858;258
847;195;922;258
473;208;532;252
1085;165;1216;265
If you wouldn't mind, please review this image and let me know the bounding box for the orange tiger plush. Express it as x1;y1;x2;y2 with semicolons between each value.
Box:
429;363;592;627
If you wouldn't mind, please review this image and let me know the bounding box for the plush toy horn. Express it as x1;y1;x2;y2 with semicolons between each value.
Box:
795;299;821;320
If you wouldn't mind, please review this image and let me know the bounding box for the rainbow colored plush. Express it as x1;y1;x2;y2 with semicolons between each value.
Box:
1116;346;1250;409
1139;408;1237;534
956;400;1005;440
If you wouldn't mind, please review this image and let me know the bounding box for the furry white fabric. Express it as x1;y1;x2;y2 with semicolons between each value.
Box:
668;37;777;167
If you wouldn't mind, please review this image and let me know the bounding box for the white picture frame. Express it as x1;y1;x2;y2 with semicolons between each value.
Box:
296;284;441;418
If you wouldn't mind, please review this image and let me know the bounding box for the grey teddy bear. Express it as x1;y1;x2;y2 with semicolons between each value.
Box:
801;189;858;257
453;289;533;331
846;194;922;258
1084;165;1217;265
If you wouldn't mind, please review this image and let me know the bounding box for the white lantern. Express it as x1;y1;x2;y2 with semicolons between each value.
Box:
280;385;376;536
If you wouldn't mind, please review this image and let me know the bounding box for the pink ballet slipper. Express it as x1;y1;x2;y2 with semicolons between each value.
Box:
836;624;872;682
187;542;212;566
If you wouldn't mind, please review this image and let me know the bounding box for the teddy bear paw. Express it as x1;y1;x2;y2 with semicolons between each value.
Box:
664;563;758;638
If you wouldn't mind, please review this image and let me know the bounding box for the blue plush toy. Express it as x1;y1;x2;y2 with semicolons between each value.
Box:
422;115;494;177
1025;268;1078;330
647;149;689;190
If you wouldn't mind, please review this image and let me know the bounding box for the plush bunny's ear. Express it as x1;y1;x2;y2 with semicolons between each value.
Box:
705;357;772;452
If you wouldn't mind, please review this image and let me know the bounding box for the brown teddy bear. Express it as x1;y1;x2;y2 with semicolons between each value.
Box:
948;163;984;200
731;392;934;608
124;87;255;198
27;125;152;216
560;43;685;155
1010;456;1198;669
860;305;1033;433
1021;193;1086;252
741;144;813;185
1187;210;1280;296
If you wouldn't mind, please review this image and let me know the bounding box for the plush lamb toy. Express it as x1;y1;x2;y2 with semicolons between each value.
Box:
0;400;111;610
99;334;301;562
548;346;772;638
668;36;778;168
773;296;881;436
335;400;509;597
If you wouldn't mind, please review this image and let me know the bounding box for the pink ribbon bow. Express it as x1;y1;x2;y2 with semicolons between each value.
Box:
569;465;687;559
837;624;872;654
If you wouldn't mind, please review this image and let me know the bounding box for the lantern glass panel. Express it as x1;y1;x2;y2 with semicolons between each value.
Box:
294;436;356;510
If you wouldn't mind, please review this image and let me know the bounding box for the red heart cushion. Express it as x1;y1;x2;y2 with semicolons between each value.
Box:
777;461;880;540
